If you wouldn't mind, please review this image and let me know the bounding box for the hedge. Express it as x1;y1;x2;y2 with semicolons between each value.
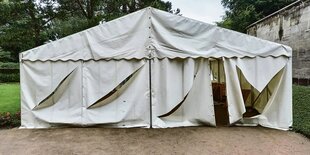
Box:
0;62;20;82
0;62;19;69
0;73;19;83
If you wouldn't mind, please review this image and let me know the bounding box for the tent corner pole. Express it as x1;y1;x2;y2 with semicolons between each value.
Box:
148;58;153;129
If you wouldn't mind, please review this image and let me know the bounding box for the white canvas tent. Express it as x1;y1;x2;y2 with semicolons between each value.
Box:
20;7;292;130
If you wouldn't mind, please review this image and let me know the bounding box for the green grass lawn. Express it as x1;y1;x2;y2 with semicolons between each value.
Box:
0;83;20;114
0;83;309;137
293;85;310;137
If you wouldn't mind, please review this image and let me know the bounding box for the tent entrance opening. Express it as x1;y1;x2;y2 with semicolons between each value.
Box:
237;67;283;118
210;59;229;126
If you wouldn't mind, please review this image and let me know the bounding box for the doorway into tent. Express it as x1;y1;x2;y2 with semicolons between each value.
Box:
210;58;285;126
210;59;229;126
236;66;284;120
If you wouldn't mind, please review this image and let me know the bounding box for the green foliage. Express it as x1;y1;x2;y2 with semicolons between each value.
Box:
48;16;90;40
108;0;179;19
0;62;19;69
218;0;296;33
0;73;19;82
0;48;15;62
0;1;33;60
0;112;20;128
0;62;19;83
0;0;177;62
0;81;20;129
293;85;310;138
0;0;64;61
56;0;178;33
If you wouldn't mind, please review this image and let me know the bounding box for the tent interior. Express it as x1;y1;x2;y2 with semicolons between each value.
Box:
208;59;285;126
211;59;286;125
19;7;292;130
210;59;229;126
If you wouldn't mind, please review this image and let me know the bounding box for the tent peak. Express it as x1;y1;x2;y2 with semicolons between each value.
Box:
20;6;292;62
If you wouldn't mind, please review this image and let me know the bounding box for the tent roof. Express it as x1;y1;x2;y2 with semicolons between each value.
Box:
20;7;292;61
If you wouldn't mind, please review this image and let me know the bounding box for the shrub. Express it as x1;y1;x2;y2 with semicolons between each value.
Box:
0;73;20;82
0;111;21;129
0;62;20;82
0;62;19;69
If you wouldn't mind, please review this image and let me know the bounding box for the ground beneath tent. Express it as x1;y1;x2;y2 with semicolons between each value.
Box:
0;127;309;154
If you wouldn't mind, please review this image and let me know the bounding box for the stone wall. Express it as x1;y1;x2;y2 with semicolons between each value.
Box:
247;1;310;85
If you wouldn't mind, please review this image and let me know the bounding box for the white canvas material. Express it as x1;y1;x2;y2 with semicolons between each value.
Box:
20;7;292;130
20;8;291;61
151;58;216;128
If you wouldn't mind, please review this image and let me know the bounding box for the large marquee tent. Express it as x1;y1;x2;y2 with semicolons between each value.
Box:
20;7;292;130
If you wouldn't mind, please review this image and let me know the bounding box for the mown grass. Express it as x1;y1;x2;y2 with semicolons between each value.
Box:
0;83;309;137
0;83;20;114
293;85;310;138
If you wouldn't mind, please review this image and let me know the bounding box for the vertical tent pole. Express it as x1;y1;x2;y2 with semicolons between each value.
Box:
149;59;153;128
147;7;153;128
218;59;221;83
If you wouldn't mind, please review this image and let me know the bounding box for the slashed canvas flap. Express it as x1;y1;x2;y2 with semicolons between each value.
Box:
235;57;288;92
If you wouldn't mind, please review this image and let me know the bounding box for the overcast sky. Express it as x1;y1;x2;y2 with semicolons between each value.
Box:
167;0;226;24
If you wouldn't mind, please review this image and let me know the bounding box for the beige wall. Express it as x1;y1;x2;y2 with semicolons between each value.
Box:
247;1;310;80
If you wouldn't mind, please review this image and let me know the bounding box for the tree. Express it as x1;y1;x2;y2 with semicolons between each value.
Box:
51;0;179;39
0;0;64;61
57;0;178;28
217;0;296;33
101;0;180;23
0;47;14;62
0;0;178;61
0;1;30;61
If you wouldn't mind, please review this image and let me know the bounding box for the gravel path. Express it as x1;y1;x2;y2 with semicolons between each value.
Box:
0;127;309;155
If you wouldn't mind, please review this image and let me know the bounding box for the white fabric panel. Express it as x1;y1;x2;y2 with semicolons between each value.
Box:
223;58;246;124
150;8;291;58
20;7;291;61
152;58;215;128
152;58;194;117
20;61;82;128
21;60;150;128
230;58;293;130
82;60;150;127
21;9;150;61
223;57;290;125
83;60;145;108
259;60;292;130
235;57;288;92
240;59;292;130
20;62;50;128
